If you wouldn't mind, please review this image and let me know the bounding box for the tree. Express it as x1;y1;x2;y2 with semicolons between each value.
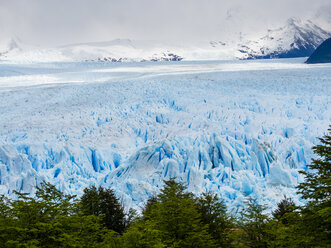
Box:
80;186;126;233
272;196;296;225
1;182;78;247
297;126;331;204
238;197;269;248
141;195;157;220
155;179;216;247
124;208;138;229
0;195;14;247
123;218;165;248
296;126;331;247
266;197;303;248
0;182;121;247
124;179;217;248
196;192;233;247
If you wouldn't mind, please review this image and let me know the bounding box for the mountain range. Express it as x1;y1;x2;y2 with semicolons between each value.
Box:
0;18;330;63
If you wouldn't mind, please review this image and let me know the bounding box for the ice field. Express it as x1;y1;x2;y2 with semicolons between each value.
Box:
0;58;330;212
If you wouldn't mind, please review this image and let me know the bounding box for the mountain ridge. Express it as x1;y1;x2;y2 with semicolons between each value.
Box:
235;18;331;59
0;18;330;62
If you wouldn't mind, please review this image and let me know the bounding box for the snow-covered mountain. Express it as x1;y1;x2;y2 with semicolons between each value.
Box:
0;38;185;63
1;18;329;63
59;39;184;62
235;18;331;59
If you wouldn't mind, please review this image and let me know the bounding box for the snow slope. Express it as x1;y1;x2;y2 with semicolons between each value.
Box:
0;58;330;212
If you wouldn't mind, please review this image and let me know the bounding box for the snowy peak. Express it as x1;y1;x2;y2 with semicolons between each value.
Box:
237;18;331;59
284;18;330;48
0;37;22;56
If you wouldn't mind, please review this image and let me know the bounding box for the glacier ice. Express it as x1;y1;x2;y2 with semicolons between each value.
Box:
0;58;330;212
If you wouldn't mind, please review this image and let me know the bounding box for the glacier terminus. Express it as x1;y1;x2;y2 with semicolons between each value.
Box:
0;58;330;212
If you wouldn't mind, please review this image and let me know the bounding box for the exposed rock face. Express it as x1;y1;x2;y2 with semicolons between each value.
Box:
306;37;331;64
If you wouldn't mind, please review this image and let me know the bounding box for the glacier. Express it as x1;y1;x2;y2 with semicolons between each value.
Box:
0;58;330;212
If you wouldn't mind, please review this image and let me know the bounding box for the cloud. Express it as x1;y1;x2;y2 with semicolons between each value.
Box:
0;0;330;46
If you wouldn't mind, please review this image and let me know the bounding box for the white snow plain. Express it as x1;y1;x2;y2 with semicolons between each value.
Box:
0;58;330;213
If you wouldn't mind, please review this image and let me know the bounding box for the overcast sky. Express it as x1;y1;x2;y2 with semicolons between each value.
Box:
0;0;330;46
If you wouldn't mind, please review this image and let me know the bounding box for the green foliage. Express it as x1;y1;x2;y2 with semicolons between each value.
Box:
196;192;233;247
125;208;139;228
265;197;304;248
80;185;126;233
265;213;303;248
1;183;72;247
271;196;296;225
237;197;269;248
123;219;165;248
156;179;216;247
3;183;78;247
297;126;331;246
297;126;331;204
124;178;217;248
0;195;14;247
0;182;123;248
100;230;124;248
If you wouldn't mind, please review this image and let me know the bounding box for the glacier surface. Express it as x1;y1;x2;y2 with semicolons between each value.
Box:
0;58;330;212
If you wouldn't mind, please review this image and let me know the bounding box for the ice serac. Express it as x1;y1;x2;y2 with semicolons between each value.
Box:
107;133;308;210
0;143;123;196
0;133;309;212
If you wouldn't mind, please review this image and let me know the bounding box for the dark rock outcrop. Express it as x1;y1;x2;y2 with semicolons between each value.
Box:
306;38;331;64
